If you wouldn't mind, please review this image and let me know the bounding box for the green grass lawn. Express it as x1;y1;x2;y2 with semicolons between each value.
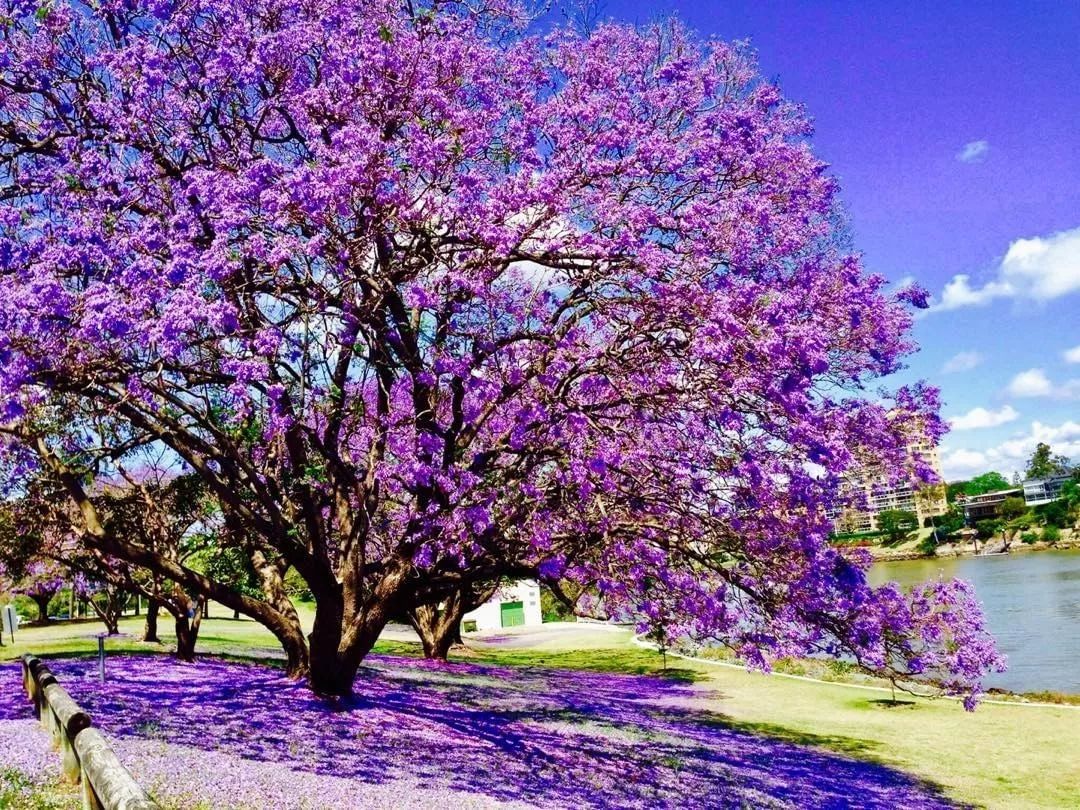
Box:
5;612;1078;809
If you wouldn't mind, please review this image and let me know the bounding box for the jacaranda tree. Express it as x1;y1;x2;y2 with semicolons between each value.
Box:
0;0;1003;698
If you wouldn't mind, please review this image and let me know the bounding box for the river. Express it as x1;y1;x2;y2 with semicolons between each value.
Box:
871;549;1080;695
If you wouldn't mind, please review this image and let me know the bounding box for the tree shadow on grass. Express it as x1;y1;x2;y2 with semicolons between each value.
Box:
3;656;970;810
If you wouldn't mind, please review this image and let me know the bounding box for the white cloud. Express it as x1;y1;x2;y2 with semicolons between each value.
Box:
927;225;1080;312
1005;367;1080;399
940;419;1080;481
932;274;1013;311
1006;368;1054;397
1063;345;1080;364
941;351;983;374
940;448;989;478
957;140;990;163
948;405;1019;431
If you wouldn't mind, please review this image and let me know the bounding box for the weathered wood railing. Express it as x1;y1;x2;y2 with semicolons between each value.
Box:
21;654;159;810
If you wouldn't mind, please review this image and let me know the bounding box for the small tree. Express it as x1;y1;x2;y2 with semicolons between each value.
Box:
1035;501;1070;529
12;562;66;624
877;509;918;546
999;497;1027;522
936;504;966;537
1024;443;1072;480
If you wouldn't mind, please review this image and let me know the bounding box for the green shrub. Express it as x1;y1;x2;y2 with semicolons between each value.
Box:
1035;501;1070;529
916;535;938;556
1042;525;1061;544
1020;531;1039;545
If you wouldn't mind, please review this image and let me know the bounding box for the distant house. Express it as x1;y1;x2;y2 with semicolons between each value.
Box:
462;580;543;632
1022;474;1072;507
962;488;1022;523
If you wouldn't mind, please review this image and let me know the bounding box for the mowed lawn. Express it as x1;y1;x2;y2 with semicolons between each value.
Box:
2;611;1078;809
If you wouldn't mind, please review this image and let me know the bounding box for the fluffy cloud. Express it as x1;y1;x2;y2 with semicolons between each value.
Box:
928;225;1080;312
1005;368;1080;399
948;405;1019;431
1006;368;1054;397
1064;344;1080;364
956;140;989;163
940;419;1080;480
941;351;983;374
940;448;989;477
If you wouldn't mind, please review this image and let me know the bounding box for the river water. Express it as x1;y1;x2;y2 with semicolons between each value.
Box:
870;550;1080;695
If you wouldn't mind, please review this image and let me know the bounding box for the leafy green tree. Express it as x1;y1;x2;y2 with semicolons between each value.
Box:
999;497;1027;521
877;509;918;546
1024;443;1072;480
945;482;968;504
939;504;966;534
1035;501;1070;529
1060;480;1079;514
974;519;1002;540
964;472;1010;496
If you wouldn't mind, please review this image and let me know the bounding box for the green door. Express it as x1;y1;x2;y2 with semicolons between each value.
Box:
500;601;525;627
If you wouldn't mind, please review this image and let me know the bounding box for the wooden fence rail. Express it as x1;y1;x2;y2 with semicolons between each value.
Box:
21;654;159;810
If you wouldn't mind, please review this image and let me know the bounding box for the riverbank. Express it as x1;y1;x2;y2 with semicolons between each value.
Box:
863;527;1079;561
2;616;1079;808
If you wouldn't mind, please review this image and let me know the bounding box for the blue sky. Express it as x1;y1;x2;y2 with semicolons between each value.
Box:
601;0;1080;481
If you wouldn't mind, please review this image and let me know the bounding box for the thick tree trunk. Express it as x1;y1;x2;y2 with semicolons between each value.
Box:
408;593;467;661
32;595;52;624
308;622;386;696
174;614;196;661
249;548;310;678
307;571;405;696
143;599;161;643
174;612;201;664
273;617;311;679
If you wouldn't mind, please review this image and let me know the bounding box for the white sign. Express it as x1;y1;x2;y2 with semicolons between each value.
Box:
1;605;17;638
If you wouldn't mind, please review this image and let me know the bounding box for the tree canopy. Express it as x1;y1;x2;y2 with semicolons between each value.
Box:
0;0;1002;700
1024;443;1072;480
964;472;1011;496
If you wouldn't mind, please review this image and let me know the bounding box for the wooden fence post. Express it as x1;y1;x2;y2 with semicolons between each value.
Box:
20;652;160;810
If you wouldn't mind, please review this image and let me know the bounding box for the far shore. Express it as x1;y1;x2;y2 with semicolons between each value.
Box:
865;529;1079;562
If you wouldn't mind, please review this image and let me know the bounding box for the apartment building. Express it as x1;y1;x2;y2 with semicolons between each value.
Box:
830;440;948;534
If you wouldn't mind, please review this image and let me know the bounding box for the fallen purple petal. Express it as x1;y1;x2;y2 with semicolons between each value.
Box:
2;656;966;809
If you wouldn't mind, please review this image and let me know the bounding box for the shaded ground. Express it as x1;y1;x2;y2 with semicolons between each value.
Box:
3;655;962;810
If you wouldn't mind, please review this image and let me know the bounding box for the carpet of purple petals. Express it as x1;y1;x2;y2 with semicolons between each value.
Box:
1;656;965;809
0;677;64;802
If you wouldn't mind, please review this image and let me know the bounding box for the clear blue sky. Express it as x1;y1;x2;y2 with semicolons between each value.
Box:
601;0;1080;480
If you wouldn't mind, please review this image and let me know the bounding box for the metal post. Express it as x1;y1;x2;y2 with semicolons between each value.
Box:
97;635;105;682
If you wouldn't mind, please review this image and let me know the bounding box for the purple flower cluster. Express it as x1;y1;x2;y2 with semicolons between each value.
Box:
3;656;967;809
